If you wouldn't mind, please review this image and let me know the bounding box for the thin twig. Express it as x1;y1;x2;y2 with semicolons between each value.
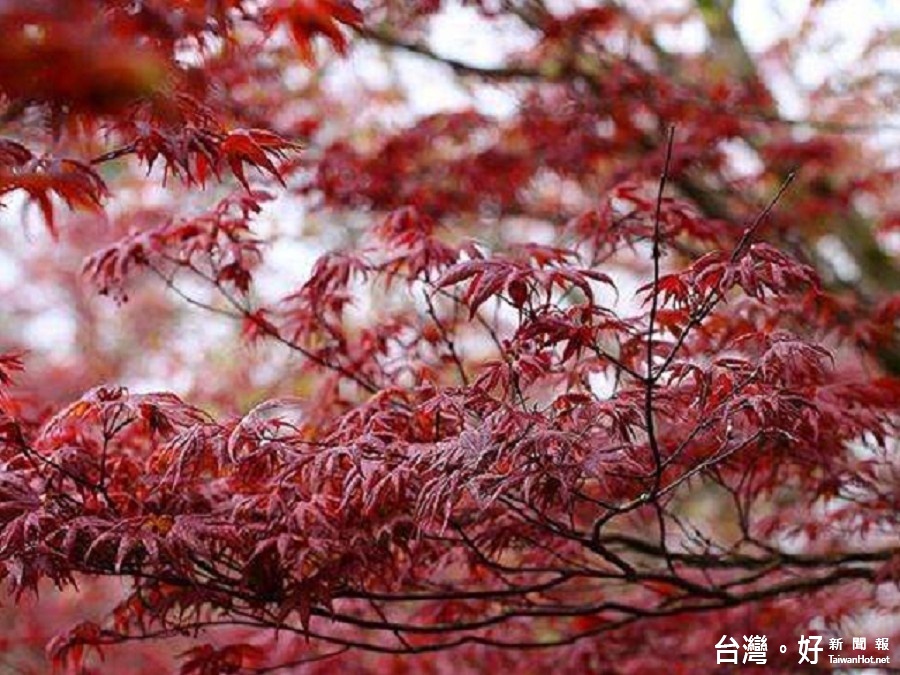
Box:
645;125;676;496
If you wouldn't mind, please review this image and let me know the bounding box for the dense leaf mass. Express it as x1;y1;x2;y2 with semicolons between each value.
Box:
1;0;899;673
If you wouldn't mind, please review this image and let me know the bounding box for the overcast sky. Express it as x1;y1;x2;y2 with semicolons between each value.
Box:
376;0;900;118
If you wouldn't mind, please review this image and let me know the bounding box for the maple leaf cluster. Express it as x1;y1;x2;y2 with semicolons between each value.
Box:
0;1;899;674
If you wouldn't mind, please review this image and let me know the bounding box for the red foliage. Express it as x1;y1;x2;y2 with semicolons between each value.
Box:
0;144;107;237
265;0;364;63
1;2;899;674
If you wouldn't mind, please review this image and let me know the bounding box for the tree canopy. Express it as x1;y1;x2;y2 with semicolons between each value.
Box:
1;1;899;672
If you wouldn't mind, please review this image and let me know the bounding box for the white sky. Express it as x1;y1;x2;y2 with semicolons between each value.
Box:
377;0;900;117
